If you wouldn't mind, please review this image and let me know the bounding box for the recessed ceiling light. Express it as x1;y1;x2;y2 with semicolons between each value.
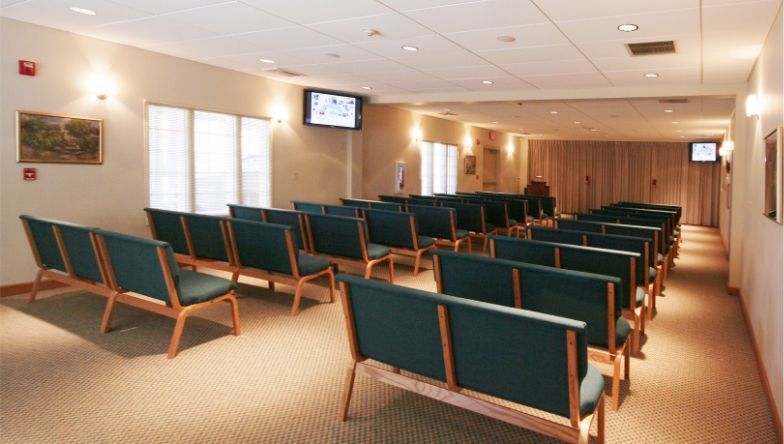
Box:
481;80;494;85
69;6;95;15
363;28;380;37
644;73;659;78
259;58;275;64
491;121;498;124
679;135;685;138
664;109;673;113
574;121;581;124
676;130;682;133
325;53;341;58
617;24;639;32
496;35;516;43
672;121;680;124
361;86;372;90
401;45;419;52
590;128;599;132
550;111;559;114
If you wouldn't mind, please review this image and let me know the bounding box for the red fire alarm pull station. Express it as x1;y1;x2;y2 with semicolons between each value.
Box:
23;168;37;181
19;60;36;76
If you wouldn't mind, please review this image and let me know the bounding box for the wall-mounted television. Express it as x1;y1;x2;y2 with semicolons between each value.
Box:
689;142;719;162
303;89;362;130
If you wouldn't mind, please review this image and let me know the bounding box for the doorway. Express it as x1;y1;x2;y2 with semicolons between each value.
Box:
482;147;499;191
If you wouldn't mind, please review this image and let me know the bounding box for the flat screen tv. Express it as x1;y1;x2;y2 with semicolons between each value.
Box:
689;142;719;162
303;89;362;130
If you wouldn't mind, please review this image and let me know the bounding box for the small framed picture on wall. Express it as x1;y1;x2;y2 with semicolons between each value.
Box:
464;155;476;174
394;161;405;194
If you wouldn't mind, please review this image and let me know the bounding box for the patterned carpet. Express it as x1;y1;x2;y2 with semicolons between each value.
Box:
0;225;778;443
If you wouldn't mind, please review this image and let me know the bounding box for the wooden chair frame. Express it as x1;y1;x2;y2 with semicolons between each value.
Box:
305;217;395;282
338;281;604;444
95;235;240;359
468;206;499;253
387;214;436;276
432;210;471;253
145;211;235;273
21;219;113;303
227;223;336;315
260;210;311;252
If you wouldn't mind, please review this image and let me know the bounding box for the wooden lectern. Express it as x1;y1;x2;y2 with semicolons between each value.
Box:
525;180;550;196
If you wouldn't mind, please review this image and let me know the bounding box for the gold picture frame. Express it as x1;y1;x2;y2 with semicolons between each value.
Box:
16;111;103;164
464;155;476;174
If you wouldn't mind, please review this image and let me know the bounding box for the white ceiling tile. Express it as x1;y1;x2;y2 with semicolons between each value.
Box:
307;13;431;43
702;61;754;84
284;44;381;63
385;78;463;89
241;0;391;24
151;35;261;60
536;0;695;21
702;0;781;38
353;33;463;57
1;0;29;7
402;0;548;33
202;50;310;68
449;77;536;91
164;2;293;35
590;41;701;72
104;0;229;15
556;8;701;43
479;44;584;64
1;0;149;28
392;51;489;70
379;0;487;11
523;72;611;88
238;26;343;51
444;22;570;51
421;64;510;79
504;59;597;77
92;16;218;46
352;68;443;82
603;68;701;86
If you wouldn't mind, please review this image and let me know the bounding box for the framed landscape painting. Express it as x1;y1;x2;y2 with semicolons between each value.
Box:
16;111;102;164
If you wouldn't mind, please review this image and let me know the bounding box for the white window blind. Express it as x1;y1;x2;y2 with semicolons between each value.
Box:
148;105;190;211
147;104;271;214
420;141;434;196
446;144;458;194
433;142;447;194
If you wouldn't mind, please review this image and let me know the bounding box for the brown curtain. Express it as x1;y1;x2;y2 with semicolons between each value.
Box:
528;140;721;226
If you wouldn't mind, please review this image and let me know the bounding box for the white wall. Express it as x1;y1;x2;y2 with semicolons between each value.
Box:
728;5;784;427
0;18;352;286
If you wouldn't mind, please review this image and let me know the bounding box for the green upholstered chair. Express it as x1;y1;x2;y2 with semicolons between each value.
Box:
337;274;605;443
440;201;497;252
305;213;394;282
324;204;361;218
407;204;470;252
95;229;240;358
339;198;373;209
227;219;335;315
363;208;435;276
291;200;326;215
227;203;263;221
528;226;586;246
556;218;605;233
20;215;111;302
369;201;404;212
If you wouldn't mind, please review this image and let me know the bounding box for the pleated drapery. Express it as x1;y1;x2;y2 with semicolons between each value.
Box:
528;140;721;226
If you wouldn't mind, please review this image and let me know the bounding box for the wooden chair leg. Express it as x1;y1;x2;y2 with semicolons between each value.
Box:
611;355;621;411
340;363;357;421
633;316;641;354
28;269;43;303
291;280;305;316
364;264;373;279
327;270;336;303
387;258;395;284
639;307;646;335
413;251;422;276
467;238;472;253
269;281;276;291
231;271;239;282
482;236;488;253
100;292;120;333
597;396;605;444
227;295;241;336
624;342;631;380
167;311;189;359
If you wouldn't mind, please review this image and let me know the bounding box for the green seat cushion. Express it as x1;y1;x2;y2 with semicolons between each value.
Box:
649;266;657;281
417;236;435;248
367;243;391;259
455;228;469;239
485;223;496;233
657;253;665;265
297;253;331;276
507;218;518;226
635;287;645;306
616;317;632;346
526;216;535;222
579;365;605;416
177;270;237;306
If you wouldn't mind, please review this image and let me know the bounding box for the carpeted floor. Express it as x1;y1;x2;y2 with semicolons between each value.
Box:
0;225;778;443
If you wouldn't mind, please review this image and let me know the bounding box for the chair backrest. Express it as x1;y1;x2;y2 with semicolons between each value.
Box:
96;230;179;304
378;195;409;204
585;233;649;286
440;202;487;233
576;213;619;223
364;209;417;249
306;213;367;260
261;208;308;251
528;226;585;246
56;223;103;282
325;204;361;218
20;215;102;281
407;205;457;240
291;200;325;214
481;201;511;228
338;274;589;418
555;219;604;233
229;219;297;276
491;198;528;223
370;201;404;212
181;213;232;262
408;198;440;207
489;235;557;267
20;215;67;272
227;204;263;221
340;198;373;209
144;208;189;255
603;223;660;266
432;249;517;307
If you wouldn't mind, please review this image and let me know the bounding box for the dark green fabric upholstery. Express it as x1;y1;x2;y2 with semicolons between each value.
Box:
340;198;372;208
263;209;306;251
144;208;189;255
371;201;404;212
577;213;619;223
658;253;665;264
649;266;657;281
377;195;408;204
417;236;435;247
529;226;583;246
407;205;460;240
616;317;632;346
433;250;517;307
364;209;416;249
308;214;366;260
558;246;640;310
579;366;605;415
20;215;66;272
227;204;263;221
366;243;391;259
490;199;528;226
97;230;179;303
441;202;490;233
454;228;469;239
57;224;102;282
603;223;660;266
325;205;360;218
556;219;604;233
183;213;230;261
230;219;294;275
585;233;650;286
292;201;325;214
636;287;645;306
297;253;331;276
490;236;557;266
176;269;236;306
480;201;511;229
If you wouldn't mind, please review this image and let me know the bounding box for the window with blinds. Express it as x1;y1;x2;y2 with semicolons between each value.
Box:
147;104;271;214
420;141;458;195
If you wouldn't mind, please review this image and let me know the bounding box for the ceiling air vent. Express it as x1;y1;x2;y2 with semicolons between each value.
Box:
626;40;676;56
658;98;690;104
264;68;304;77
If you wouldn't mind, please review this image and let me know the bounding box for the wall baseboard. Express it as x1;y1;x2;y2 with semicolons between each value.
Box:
727;286;741;296
737;289;784;443
0;280;66;297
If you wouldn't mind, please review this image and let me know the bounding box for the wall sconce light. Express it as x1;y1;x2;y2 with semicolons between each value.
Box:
463;135;473;153
412;127;423;143
745;94;760;118
271;104;288;123
506;141;515;157
719;140;735;157
89;73;116;100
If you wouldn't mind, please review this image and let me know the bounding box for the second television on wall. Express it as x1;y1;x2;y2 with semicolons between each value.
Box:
303;89;363;130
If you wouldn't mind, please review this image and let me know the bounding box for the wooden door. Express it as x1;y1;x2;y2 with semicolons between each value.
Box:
483;148;499;191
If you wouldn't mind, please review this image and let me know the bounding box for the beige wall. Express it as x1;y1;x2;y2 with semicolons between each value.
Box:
0;18;351;285
361;104;523;199
728;6;784;427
